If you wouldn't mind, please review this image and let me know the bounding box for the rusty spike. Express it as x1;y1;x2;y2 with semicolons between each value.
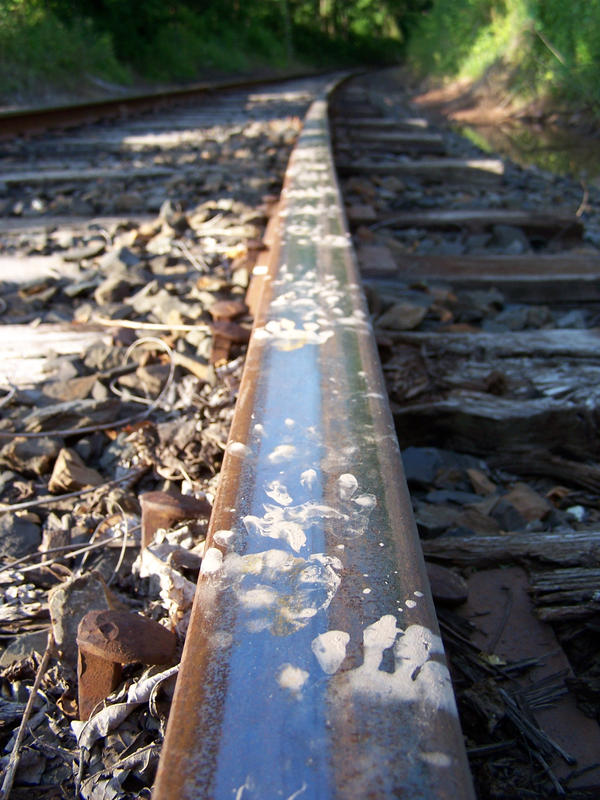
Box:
77;649;121;724
76;609;177;721
209;319;251;342
139;490;212;548
208;298;248;321
209;320;251;365
208;298;251;366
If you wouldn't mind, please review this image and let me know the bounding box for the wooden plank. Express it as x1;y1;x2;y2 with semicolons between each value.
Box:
422;530;600;567
337;157;504;185
379;329;600;359
372;208;583;236
3;166;174;185
530;567;600;621
490;450;600;493
349;131;443;145
0;255;78;283
459;567;600;783
366;252;600;278
0;324;110;385
342;117;430;130
336;131;445;155
0;214;154;234
392;391;600;458
336;140;445;156
361;253;600;302
393;352;600;408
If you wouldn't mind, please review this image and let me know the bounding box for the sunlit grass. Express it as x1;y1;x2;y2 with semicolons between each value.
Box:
407;0;600;112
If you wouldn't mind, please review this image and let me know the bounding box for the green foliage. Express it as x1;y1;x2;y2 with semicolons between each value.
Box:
0;0;129;99
122;7;290;80
406;0;600;110
0;0;406;101
292;24;402;67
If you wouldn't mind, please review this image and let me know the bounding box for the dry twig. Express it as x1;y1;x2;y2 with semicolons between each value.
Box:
0;632;54;800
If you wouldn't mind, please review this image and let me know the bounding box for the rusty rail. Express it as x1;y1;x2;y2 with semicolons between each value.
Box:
0;70;324;139
153;80;475;800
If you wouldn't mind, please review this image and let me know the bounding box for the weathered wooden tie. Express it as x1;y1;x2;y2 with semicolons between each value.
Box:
336;156;505;184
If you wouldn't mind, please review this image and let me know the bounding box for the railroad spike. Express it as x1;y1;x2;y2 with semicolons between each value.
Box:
139;490;212;549
76;609;177;721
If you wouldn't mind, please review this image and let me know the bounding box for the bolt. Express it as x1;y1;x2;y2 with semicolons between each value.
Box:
139;490;212;548
77;609;177;721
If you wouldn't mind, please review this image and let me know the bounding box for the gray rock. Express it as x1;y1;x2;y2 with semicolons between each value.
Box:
556;309;587;328
147;255;171;275
0;436;62;476
526;306;553;328
126;363;171;396
456;288;504;322
0;630;50;667
114;192;144;212
83;342;128;371
98;246;140;273
426;489;482;505
94;274;143;305
415;503;459;538
145;191;168;212
99;432;130;470
159;199;188;232
91;380;110;401
377;300;427;330
130;286;200;322
428;238;464;256
425;562;468;607
490;224;531;254
63;277;101;298
73;437;93;462
62;239;106;262
22;397;121;433
95;302;134;321
48;572;111;667
401;446;480;488
402;446;443;487
0;513;42;558
232;266;249;288
483;306;529;332
0;470;17;493
43;373;97;403
490;498;528;531
464;232;491;253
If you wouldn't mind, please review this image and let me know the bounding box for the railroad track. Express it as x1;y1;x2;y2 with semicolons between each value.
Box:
1;72;600;799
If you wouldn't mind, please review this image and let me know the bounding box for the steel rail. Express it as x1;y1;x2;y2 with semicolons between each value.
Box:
0;70;325;139
153;80;475;800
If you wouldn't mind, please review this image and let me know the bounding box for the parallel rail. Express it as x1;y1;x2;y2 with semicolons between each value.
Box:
0;70;323;138
153;81;474;799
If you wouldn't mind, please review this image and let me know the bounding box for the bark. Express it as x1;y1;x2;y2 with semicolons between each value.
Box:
393;391;600;459
422;530;600;568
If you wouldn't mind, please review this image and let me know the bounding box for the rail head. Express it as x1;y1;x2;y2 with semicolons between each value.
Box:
153;84;475;800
